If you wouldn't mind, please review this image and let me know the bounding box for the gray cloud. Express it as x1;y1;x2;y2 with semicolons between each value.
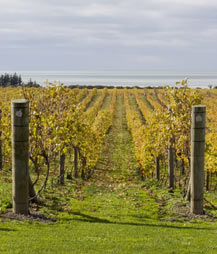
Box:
0;0;217;70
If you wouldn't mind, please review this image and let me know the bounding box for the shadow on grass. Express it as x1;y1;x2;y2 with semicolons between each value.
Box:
0;228;16;232
62;211;213;230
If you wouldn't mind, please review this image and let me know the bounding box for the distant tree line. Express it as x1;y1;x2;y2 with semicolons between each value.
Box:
68;84;217;90
0;73;22;87
67;84;165;90
24;79;40;88
0;73;40;87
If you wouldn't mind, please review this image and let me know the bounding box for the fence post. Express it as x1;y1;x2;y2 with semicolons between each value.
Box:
12;99;29;215
74;148;78;178
191;105;206;214
155;156;160;181
168;146;175;189
59;152;65;184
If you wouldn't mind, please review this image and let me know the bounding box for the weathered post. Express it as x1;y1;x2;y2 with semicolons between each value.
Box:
12;99;29;215
206;171;210;191
74;148;78;178
59;152;65;184
155;156;160;181
190;105;206;214
168;146;175;189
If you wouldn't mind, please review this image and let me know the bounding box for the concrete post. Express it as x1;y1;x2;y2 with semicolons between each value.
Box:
190;105;206;215
12;99;29;215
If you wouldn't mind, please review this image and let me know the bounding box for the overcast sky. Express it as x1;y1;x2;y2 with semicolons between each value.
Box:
0;0;217;71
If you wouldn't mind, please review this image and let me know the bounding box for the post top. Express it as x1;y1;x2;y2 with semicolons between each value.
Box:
12;99;28;103
12;99;29;107
192;105;206;113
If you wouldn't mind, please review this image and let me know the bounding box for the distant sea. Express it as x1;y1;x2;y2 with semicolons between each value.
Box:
1;71;217;88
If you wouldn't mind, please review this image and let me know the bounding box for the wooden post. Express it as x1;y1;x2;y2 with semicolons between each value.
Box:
190;105;206;215
206;171;210;191
59;153;65;184
29;175;38;203
168;146;174;189
180;159;185;175
74;148;78;178
185;178;191;201
12;99;29;215
0;109;2;171
155;156;160;181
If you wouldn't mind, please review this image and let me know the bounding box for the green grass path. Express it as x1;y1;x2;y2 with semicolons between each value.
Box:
0;91;217;254
94;91;138;182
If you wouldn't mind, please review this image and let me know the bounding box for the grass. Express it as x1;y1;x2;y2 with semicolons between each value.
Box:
0;90;217;253
1;219;217;254
101;92;112;110
84;90;100;111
